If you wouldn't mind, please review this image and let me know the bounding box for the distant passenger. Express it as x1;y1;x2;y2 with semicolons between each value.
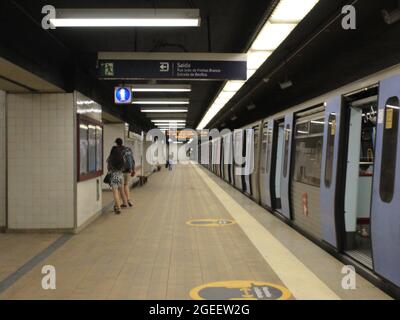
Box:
115;138;135;207
168;153;174;171
106;144;126;214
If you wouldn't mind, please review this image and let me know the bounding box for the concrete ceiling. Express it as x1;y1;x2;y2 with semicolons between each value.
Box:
1;0;274;132
0;57;64;93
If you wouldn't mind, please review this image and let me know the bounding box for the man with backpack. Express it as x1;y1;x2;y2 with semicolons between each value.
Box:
115;138;135;208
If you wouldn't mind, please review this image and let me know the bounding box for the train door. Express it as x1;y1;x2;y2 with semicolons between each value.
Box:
228;133;234;185
216;139;221;176
250;124;261;202
371;76;400;286
211;140;215;172
291;108;325;239
243;129;253;196
320;96;343;248
260;120;275;208
198;141;201;165
223;133;230;183
272;115;293;219
218;138;222;177
208;140;212;170
280;114;294;219
342;87;378;268
213;140;217;173
234;130;244;190
221;137;225;180
242;129;252;195
222;133;233;184
273;120;285;212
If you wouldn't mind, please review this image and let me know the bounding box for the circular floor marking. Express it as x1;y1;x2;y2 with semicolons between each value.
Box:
190;280;292;300
186;218;236;227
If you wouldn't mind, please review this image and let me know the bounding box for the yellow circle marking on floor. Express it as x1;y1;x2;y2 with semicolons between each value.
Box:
190;280;292;300
186;218;236;227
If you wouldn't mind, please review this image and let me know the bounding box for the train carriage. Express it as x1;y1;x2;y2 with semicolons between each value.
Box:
203;64;400;289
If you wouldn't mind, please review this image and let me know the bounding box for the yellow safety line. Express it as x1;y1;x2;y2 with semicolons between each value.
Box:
193;164;341;300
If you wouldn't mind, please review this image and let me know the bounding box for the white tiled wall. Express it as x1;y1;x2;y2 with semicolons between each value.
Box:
77;178;102;227
0;91;6;228
7;93;75;229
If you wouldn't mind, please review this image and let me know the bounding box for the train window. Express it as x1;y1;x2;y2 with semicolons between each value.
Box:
293;117;324;187
260;123;268;174
253;126;259;172
324;114;336;188
234;131;242;166
296;122;309;136
380;97;399;203
266;127;273;175
283;124;291;178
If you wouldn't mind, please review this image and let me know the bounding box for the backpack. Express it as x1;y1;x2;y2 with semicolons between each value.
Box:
122;146;135;172
109;146;124;171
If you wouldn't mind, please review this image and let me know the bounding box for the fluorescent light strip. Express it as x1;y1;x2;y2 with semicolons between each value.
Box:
51;18;199;27
251;22;296;51
141;109;188;113
157;126;185;128
223;81;246;92
50;9;200;28
197;0;319;130
151;120;186;123
133;99;189;105
270;0;319;23
132;84;191;92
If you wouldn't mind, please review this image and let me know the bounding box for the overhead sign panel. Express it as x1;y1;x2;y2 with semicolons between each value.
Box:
98;52;247;81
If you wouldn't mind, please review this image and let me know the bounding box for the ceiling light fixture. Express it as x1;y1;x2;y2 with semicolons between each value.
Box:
197;0;319;130
50;9;200;27
141;108;188;113
151;120;186;123
156;122;186;125
133;98;189;105
132;84;191;92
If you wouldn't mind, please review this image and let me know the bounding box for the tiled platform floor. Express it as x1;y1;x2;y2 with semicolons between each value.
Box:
0;165;391;300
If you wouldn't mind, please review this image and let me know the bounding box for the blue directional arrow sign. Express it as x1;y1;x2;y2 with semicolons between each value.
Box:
114;87;132;104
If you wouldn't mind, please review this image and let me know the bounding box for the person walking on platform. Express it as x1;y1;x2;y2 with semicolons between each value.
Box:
115;138;135;207
106;144;126;214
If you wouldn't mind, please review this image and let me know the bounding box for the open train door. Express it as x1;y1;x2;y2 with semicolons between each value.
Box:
320;96;343;248
280;113;294;219
371;75;400;286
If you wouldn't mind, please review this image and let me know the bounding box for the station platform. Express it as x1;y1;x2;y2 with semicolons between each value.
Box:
0;164;391;300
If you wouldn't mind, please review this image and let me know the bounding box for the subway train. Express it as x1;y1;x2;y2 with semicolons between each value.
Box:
199;64;400;291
